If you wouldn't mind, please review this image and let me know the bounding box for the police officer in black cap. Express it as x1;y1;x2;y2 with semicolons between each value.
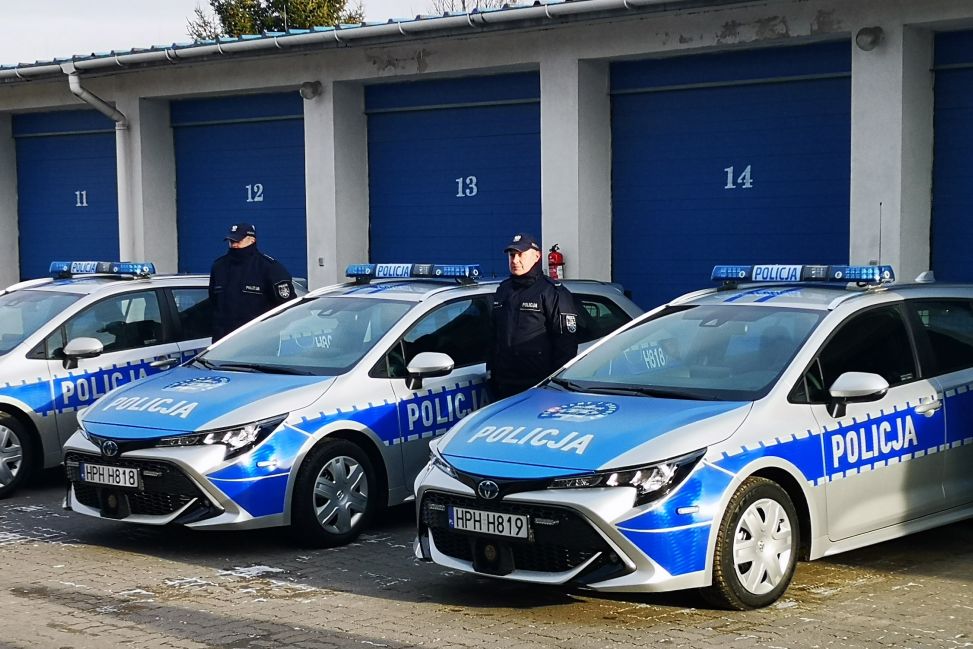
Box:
209;222;295;341
489;233;579;399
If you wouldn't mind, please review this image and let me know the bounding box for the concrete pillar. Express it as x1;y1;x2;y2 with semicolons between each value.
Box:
121;97;178;272
0;115;19;286
304;80;368;288
540;56;612;281
850;23;934;282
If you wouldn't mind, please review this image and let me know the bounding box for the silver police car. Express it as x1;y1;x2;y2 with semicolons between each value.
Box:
62;264;641;547
415;264;973;609
0;261;213;498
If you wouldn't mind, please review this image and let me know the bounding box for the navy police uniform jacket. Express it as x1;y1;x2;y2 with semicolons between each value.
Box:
489;263;579;397
209;245;294;341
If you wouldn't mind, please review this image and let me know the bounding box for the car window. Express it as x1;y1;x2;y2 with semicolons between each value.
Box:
575;293;631;343
381;297;493;379
560;304;823;401
800;306;916;403
171;288;212;341
0;289;79;355
907;299;973;376
62;290;164;354
202;296;412;375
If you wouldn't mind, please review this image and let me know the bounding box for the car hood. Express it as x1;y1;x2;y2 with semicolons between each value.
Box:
80;365;332;438
439;387;751;477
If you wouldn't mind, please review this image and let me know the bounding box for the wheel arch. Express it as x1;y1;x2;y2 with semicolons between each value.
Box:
0;402;44;472
749;466;813;561
283;423;394;525
704;456;818;573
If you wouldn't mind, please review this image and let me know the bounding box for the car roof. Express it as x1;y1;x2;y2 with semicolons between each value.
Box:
8;274;209;296
314;277;627;303
677;280;973;311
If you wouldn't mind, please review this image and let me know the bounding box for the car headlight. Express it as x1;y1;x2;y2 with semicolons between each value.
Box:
157;415;287;459
548;449;705;505
429;439;458;479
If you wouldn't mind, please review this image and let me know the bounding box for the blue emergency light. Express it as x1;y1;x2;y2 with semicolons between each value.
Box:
712;264;895;285
49;261;157;279
345;263;481;282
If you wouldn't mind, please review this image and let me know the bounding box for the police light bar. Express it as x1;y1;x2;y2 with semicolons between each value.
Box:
712;264;895;285
50;261;156;279
345;263;481;282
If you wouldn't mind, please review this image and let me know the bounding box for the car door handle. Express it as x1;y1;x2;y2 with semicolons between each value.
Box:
914;400;943;417
150;356;180;370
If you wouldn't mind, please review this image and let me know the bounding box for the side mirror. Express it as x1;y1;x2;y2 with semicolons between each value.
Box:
62;337;105;369
406;352;455;390
827;371;889;418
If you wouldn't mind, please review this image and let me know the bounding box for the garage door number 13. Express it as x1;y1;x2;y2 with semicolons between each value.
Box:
455;176;478;198
724;165;753;190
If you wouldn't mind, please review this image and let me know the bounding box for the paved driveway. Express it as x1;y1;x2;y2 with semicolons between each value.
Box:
1;471;970;649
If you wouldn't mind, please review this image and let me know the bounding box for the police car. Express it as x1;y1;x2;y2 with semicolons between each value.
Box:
62;264;641;546
0;261;213;498
415;264;973;609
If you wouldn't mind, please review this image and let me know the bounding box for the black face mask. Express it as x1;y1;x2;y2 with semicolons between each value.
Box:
511;258;543;287
227;244;257;261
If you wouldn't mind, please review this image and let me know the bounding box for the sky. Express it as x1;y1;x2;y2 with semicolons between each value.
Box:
0;0;424;66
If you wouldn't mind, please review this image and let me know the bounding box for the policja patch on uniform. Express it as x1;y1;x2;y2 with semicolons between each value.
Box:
276;281;292;299
564;313;577;333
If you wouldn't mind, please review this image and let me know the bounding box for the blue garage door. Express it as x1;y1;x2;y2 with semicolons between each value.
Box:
366;73;540;279
611;42;851;308
172;93;307;277
13;110;118;280
932;31;973;282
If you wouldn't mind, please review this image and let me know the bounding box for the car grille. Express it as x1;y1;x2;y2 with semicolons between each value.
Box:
65;451;208;517
421;491;628;579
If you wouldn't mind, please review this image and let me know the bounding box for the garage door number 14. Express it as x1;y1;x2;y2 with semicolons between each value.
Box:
724;165;753;190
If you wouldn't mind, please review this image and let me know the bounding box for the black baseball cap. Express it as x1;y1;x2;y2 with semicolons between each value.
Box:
504;232;541;253
225;222;257;242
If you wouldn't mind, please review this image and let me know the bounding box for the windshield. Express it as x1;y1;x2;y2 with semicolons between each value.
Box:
0;289;80;355
200;296;413;375
557;304;824;401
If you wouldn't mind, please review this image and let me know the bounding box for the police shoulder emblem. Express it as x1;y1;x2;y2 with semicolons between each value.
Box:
277;282;292;299
564;313;577;333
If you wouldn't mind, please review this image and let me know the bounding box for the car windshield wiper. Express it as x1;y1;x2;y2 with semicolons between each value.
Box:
581;384;700;400
210;362;315;376
548;377;589;392
193;357;219;370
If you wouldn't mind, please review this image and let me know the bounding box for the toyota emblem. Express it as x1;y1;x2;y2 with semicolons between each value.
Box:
477;480;500;500
101;440;119;457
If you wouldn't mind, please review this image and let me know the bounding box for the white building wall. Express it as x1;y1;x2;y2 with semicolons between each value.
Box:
0;114;19;287
540;56;612;281
0;0;971;287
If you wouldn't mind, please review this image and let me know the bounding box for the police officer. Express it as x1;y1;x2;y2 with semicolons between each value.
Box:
489;233;579;399
209;222;294;341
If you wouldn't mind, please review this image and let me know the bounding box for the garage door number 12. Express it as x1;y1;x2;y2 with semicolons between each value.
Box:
245;183;264;203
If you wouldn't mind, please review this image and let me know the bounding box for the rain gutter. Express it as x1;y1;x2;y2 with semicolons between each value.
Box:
0;0;720;82
62;63;135;260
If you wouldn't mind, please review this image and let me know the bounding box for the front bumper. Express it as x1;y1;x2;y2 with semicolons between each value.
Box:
63;432;286;530
414;463;712;593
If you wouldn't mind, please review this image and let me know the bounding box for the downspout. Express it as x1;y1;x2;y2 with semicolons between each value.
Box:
61;63;135;261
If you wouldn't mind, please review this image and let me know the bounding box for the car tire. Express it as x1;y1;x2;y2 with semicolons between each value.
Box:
290;439;378;547
0;414;35;499
702;476;799;610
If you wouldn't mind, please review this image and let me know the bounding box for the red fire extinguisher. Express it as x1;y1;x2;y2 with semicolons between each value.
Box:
548;244;565;280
